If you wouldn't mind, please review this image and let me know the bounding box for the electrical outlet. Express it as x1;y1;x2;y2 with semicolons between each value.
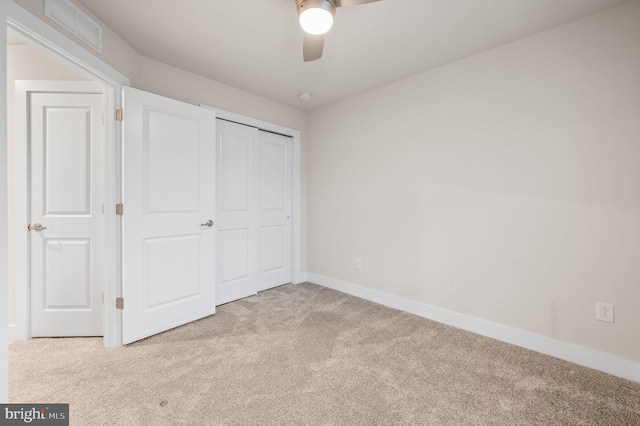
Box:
354;258;362;270
596;302;614;323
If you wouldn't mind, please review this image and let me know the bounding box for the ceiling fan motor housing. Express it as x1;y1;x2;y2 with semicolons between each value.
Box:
296;0;337;18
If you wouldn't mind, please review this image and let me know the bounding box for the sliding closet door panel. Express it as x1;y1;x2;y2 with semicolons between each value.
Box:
215;120;259;305
257;131;292;291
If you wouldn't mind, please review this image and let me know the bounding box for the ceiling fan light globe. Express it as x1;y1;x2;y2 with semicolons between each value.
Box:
299;8;334;35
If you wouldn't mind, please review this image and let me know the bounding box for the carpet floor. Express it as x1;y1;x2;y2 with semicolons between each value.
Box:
9;283;640;425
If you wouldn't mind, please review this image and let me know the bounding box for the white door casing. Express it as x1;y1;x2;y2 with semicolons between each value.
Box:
29;90;104;337
122;87;216;345
257;131;292;291
215;119;293;305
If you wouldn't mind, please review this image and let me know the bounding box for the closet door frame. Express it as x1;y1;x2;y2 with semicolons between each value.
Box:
202;105;304;287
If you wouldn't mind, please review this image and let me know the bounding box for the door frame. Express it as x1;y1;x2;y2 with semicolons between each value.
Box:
3;1;130;350
13;80;106;340
202;106;304;285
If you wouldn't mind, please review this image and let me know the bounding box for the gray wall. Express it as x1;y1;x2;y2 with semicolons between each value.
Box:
307;1;640;362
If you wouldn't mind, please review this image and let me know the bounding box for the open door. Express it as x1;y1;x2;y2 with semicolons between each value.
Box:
122;87;216;345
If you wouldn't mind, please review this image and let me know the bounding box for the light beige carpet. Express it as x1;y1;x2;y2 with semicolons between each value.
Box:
9;283;640;425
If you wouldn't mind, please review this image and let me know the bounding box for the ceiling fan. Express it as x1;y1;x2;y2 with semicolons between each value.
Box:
296;0;381;62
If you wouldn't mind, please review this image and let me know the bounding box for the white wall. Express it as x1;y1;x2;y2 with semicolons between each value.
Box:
6;43;89;328
137;57;306;132
1;2;9;403
12;0;140;82
307;0;640;363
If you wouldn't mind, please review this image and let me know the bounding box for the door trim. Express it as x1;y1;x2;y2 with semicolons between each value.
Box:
5;1;130;349
202;106;304;285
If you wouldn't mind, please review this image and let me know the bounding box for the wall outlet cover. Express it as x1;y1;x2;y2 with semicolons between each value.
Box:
596;302;614;323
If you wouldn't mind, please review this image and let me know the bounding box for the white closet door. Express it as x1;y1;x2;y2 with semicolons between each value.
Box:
257;131;292;291
214;121;293;304
122;87;216;344
215;120;259;305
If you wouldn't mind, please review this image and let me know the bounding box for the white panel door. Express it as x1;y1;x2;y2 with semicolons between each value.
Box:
257;131;292;291
122;87;216;345
30;91;104;337
215;119;259;305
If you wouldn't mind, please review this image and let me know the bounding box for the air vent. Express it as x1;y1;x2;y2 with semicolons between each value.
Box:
44;0;103;53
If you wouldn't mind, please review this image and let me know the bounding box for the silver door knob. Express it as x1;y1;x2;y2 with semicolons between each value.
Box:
201;220;214;228
28;223;47;232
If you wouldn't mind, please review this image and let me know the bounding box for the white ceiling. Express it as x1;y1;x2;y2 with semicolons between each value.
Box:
76;0;629;111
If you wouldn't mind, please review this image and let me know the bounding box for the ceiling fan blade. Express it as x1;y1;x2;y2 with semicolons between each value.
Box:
303;33;324;62
335;0;380;7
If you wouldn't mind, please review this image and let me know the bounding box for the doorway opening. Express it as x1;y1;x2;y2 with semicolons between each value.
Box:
4;4;129;349
7;32;106;341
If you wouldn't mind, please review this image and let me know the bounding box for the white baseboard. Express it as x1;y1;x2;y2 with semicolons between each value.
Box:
293;272;308;285
8;324;18;342
306;273;640;384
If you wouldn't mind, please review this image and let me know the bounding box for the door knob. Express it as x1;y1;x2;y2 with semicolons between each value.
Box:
28;223;47;232
200;220;214;228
